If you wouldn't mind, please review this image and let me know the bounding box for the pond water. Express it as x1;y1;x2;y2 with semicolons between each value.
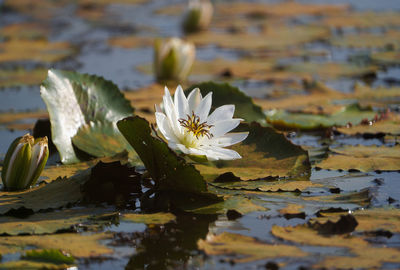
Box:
0;0;400;269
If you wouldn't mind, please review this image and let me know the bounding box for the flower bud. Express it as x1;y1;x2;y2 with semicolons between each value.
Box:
182;0;213;33
154;37;196;82
1;134;49;191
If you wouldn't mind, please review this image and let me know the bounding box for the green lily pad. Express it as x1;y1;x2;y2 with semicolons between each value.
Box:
266;104;377;130
0;169;90;215
117;116;213;195
72;121;134;159
0;232;113;258
185;82;266;124
22;249;75;264
316;145;400;172
122;212;176;225
195;122;310;181
0;207;117;235
40;69;134;164
198;232;307;263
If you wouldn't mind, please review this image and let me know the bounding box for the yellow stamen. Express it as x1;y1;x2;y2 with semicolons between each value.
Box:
179;112;213;139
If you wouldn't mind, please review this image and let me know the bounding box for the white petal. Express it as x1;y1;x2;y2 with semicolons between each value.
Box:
155;104;162;113
207;132;248;147
205;147;242;161
163;87;181;135
174;85;189;119
195;92;212;122
156;112;178;142
210;119;242;138
207;105;235;125
176;143;191;155
187;88;202;113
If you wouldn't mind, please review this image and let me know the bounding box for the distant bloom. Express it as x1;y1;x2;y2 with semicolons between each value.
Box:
154;37;195;82
1;134;49;191
182;0;214;33
155;86;248;161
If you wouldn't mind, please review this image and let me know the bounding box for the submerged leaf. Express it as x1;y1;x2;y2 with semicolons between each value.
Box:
40;69;134;164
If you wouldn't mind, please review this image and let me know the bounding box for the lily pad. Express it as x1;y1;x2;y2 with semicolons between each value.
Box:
185;82;266;124
322;12;400;29
330;31;400;49
0;68;47;89
266;104;377;130
213;180;321;192
183;196;266;215
40;69;134;164
0;169;90;215
0;207;117;235
0;22;49;40
0;40;75;63
195;122;310;181
316;145;400;172
23;249;75;264
337;113;400;136
72;121;134;158
117;116;210;195
108;36;154;49
271;224;400;269
0;260;72;270
122;213;176;225
198;232;307;263
371;51;400;65
0;232;113;258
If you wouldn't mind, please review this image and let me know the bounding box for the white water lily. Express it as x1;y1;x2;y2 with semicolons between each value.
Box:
183;0;213;33
154;37;196;82
155;86;248;161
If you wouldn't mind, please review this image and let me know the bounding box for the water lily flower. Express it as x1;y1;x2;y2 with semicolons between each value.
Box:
155;86;248;161
154;37;196;82
182;0;214;33
1;134;49;191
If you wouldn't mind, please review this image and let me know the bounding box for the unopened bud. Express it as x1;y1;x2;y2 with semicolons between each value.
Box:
1;134;49;191
182;0;213;33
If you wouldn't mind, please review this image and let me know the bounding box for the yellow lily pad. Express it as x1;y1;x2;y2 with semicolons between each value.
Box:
322;12;400;29
337;113;400;136
122;212;176;225
272;224;400;269
0;260;72;270
108;36;154;49
316;145;400;172
0;207;118;235
0;23;48;40
331;30;400;49
0;68;47;89
0;232;113;258
198;232;307;263
371;50;400;65
0;40;75;63
3;0;70;20
212;180;321;192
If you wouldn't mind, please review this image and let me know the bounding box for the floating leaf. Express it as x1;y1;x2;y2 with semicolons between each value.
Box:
279;204;305;219
330;31;400;49
0;22;49;40
108;36;154;49
122;213;176;225
266;104;377;130
195;122;310;181
0;232;113;258
117;116;214;196
0;260;72;270
0;169;90;215
371;51;400;65
0;40;75;63
285;62;377;79
187;25;329;50
213;180;320;192
22;249;75;264
322;12;400;29
185;82;266;124
183;196;266;215
40;69;134;164
271;224;400;269
71;121;134;159
337;113;400;136
0;68;47;88
0;207;117;235
316;145;400;172
198;232;307;263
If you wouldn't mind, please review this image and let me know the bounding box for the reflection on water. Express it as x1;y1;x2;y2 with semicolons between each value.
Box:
125;213;217;270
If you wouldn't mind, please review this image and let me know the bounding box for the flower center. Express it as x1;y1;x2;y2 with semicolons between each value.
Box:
178;112;213;139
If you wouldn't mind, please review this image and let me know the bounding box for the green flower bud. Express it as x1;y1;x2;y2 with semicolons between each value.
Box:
182;0;213;33
1;134;49;191
154;37;196;82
